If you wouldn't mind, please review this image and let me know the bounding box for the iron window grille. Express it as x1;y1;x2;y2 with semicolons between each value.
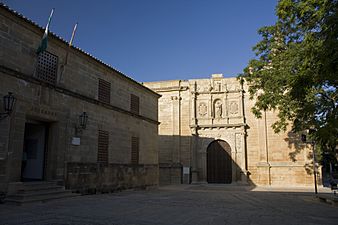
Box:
36;51;58;84
97;130;109;164
98;79;111;104
130;94;140;114
131;136;139;164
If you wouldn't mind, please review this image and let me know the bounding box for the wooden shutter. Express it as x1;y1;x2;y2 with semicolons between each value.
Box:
131;136;139;164
130;94;139;114
98;79;111;104
36;51;58;84
97;130;109;164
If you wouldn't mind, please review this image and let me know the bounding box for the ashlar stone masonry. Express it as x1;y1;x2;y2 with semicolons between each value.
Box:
0;4;159;195
144;74;317;187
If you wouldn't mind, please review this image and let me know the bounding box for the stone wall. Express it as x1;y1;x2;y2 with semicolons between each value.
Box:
144;75;318;187
0;5;159;193
66;163;158;193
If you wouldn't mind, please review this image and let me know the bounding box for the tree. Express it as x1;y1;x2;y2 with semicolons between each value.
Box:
240;0;338;156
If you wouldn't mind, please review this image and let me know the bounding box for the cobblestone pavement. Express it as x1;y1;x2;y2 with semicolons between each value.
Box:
0;185;337;225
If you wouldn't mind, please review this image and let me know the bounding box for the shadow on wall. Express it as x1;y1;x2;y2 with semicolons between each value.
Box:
65;163;158;195
284;131;318;176
158;135;255;190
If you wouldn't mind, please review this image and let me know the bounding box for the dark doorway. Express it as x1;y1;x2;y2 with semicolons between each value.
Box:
207;140;232;183
21;122;48;181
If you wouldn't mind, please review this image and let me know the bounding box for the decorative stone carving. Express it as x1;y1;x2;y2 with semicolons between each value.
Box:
203;83;212;92
171;96;180;101
227;84;238;92
214;82;222;92
208;85;213;92
214;100;222;118
235;133;241;152
198;102;207;117
229;101;239;115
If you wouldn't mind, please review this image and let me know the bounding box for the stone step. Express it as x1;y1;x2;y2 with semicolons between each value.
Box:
7;189;71;199
17;184;64;193
7;181;59;194
5;181;79;205
21;181;58;187
5;191;78;205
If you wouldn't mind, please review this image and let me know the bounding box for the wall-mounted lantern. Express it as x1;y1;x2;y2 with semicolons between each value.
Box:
75;112;88;136
0;92;16;120
79;112;88;129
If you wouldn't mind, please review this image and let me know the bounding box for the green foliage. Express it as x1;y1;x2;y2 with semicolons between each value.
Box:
240;0;338;154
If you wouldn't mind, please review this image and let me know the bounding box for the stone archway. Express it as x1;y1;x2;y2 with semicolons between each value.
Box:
207;140;232;183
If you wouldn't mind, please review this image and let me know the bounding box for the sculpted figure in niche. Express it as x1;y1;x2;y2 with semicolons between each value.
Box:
214;100;222;118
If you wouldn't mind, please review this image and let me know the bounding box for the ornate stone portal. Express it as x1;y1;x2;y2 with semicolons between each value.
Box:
190;74;247;183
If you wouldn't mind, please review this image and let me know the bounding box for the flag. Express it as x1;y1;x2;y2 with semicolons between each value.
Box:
36;8;54;54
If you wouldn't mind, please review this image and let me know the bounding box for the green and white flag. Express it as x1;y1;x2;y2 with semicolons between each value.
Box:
36;8;54;54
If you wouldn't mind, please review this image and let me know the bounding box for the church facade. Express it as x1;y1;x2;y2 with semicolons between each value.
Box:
144;74;317;186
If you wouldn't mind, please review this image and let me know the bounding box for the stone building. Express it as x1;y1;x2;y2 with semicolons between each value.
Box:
0;4;159;198
144;75;317;186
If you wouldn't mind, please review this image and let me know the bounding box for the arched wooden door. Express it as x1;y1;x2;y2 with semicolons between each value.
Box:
207;140;232;183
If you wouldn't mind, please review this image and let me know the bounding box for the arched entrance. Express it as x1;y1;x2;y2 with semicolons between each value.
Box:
207;140;232;183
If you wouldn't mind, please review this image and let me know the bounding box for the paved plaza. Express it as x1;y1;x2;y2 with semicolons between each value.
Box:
0;185;337;225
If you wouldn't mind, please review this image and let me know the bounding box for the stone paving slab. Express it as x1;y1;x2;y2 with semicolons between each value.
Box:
0;185;337;225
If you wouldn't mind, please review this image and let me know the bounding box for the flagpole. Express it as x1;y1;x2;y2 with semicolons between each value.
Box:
65;22;78;65
59;23;78;82
69;23;78;47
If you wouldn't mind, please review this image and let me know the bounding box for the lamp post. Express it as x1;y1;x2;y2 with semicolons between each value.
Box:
312;141;318;194
0;92;16;120
301;130;318;194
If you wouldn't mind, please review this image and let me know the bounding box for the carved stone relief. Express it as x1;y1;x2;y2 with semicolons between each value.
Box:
227;84;238;92
214;81;222;92
198;102;207;117
196;82;212;93
229;101;239;115
235;133;241;152
171;96;180;101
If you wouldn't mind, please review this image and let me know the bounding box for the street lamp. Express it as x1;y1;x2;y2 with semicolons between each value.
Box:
301;129;318;194
0;92;16;120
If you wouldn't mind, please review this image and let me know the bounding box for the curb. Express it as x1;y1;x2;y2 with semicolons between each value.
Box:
317;195;338;207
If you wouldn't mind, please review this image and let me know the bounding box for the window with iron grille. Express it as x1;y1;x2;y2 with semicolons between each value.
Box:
130;94;139;114
98;79;111;104
131;136;139;164
97;130;109;164
36;51;58;84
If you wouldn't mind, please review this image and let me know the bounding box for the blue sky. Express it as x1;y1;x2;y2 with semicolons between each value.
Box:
2;0;277;82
